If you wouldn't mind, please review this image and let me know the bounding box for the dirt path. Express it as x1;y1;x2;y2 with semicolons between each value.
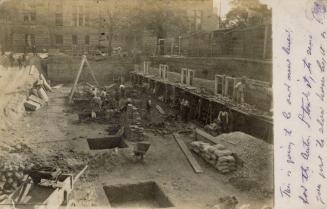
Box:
5;86;272;209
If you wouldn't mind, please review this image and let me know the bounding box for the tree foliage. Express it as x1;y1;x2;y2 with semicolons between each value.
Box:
222;0;271;28
99;0;191;54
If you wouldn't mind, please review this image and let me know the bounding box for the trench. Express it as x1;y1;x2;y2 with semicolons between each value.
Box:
103;181;174;208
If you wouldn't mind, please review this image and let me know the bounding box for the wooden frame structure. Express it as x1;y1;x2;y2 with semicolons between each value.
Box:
187;69;195;86
143;61;150;75
181;68;188;84
214;74;225;96
224;76;240;99
68;55;99;104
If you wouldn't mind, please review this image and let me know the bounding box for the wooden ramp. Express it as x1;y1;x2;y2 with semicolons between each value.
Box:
173;134;203;174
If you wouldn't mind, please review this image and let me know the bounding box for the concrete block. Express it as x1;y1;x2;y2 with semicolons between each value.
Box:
24;100;41;111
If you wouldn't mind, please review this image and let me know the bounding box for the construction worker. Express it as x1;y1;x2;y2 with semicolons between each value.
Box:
119;84;125;98
90;87;98;97
100;88;107;100
183;98;190;122
180;98;185;121
217;107;229;133
32;45;37;56
146;98;152;114
234;77;247;104
91;95;102;111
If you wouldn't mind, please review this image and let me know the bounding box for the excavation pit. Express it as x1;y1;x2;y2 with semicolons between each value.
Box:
87;137;128;150
103;181;174;208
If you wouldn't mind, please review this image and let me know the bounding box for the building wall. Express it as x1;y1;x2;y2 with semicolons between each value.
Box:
5;0;101;53
47;56;133;84
149;57;272;82
146;60;272;112
177;24;272;60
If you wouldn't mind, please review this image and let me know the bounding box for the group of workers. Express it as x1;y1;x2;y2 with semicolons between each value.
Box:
89;82;128;115
90;87;108;111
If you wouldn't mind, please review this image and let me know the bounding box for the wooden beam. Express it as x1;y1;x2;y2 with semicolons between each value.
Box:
68;55;86;104
173;134;203;174
85;58;99;86
263;24;269;60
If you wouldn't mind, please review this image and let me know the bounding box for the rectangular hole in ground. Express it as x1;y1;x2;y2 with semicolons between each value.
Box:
103;181;174;208
87;137;128;150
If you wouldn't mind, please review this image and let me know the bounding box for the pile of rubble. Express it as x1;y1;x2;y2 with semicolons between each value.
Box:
24;75;52;111
190;141;237;174
0;162;31;201
126;104;144;141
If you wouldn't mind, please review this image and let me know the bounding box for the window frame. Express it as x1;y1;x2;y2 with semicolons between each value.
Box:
72;35;78;45
55;34;64;45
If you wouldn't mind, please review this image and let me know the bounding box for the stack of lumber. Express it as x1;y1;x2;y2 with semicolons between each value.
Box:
190;141;237;174
126;104;144;141
24;76;52;111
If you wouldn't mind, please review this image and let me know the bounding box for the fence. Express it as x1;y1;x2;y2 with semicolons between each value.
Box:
157;24;272;60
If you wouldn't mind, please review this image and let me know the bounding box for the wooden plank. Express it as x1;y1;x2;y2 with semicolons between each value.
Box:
68;56;86;104
28;95;45;105
195;128;217;145
196;128;238;145
73;165;88;184
156;105;165;115
173;134;203;174
85;58;99;87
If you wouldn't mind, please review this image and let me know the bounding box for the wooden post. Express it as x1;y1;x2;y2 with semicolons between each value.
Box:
263;24;269;60
68;56;86;104
197;98;202;121
85;58;99;86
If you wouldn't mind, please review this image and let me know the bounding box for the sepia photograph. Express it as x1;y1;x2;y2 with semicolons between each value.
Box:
0;0;273;208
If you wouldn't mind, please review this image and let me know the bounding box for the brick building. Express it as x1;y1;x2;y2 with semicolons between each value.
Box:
4;0;101;54
0;0;217;54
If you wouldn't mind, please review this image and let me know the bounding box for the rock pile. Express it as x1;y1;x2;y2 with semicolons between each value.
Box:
190;141;237;174
0;163;31;201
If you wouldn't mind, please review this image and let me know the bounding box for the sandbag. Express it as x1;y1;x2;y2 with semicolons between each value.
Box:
213;144;226;150
214;149;233;157
207;146;216;153
218;155;235;163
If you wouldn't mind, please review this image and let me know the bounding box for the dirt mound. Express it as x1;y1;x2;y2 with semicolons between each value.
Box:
213;132;273;199
0;64;39;158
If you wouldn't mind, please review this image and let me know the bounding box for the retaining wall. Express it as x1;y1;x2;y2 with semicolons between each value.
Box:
47;55;134;84
149;56;272;83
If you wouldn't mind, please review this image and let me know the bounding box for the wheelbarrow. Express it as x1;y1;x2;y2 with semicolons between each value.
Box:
133;141;151;160
24;166;63;184
1;165;88;209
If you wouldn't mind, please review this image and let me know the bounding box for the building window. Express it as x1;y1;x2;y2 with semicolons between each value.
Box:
30;11;36;21
24;14;29;22
25;34;35;47
55;13;63;26
85;35;90;45
78;6;84;26
55;35;63;45
72;35;78;45
85;14;89;26
23;12;36;22
72;13;77;26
